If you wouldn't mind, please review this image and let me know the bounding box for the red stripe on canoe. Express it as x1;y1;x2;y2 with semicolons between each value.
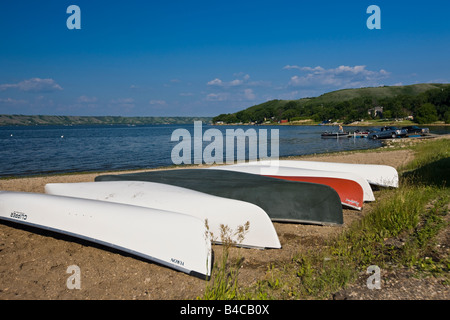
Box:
264;175;364;210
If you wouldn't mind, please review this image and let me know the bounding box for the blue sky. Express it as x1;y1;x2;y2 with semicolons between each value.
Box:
1;0;449;117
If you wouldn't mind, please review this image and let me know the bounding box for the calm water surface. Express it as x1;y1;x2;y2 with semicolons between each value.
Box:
0;124;448;177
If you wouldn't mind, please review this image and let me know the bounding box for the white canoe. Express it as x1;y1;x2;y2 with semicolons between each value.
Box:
45;181;281;249
210;165;375;203
233;160;399;188
0;191;211;279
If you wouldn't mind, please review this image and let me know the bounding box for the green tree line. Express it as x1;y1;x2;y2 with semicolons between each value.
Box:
213;85;450;125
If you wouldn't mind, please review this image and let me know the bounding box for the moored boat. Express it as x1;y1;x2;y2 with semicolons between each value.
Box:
349;130;370;138
321;131;350;138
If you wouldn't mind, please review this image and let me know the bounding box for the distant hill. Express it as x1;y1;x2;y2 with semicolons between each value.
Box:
0;115;213;126
297;83;449;105
213;83;450;125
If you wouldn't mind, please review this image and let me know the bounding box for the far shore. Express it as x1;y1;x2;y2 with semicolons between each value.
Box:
213;120;450;127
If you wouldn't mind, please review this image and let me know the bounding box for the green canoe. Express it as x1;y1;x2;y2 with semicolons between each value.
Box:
95;169;343;226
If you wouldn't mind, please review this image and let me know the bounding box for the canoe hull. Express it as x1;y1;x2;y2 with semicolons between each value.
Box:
211;164;373;203
95;169;344;226
235;160;399;188
0;191;212;279
45;181;281;249
266;175;363;210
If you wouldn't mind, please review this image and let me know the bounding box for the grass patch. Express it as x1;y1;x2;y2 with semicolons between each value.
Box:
285;184;445;299
400;194;449;276
198;137;449;300
401;138;449;187
199;222;249;300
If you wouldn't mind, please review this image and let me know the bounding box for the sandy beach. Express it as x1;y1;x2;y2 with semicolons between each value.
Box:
0;137;448;300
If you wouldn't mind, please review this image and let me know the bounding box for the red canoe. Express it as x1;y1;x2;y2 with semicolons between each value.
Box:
211;164;366;210
265;175;364;210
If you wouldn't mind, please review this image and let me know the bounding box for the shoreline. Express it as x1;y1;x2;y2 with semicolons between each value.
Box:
0;136;430;194
0;144;393;181
214;121;450;127
0;134;448;300
2;121;449;128
1;133;446;181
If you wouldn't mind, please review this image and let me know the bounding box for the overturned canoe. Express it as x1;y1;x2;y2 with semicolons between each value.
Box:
45;181;281;249
0;191;212;279
95;169;344;226
210;165;367;209
235;160;399;188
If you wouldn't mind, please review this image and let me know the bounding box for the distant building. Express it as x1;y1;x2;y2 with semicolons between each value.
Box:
368;106;384;117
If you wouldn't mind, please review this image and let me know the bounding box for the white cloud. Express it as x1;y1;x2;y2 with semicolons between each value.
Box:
149;99;167;106
0;78;63;92
233;72;250;80
0;98;27;105
207;78;244;87
287;65;390;89
244;89;256;100
207;73;271;90
206;74;250;87
229;79;244;86
207;78;224;86
299;66;326;73
206;93;229;101
78;95;98;103
205;73;266;102
282;65;303;70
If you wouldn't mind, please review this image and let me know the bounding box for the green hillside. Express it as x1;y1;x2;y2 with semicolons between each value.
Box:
0;115;212;126
213;83;450;125
303;83;447;104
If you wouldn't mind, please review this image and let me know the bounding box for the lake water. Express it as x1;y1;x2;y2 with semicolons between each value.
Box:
0;124;448;178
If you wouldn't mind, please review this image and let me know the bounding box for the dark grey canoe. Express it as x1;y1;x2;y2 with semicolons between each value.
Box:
95;169;343;226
